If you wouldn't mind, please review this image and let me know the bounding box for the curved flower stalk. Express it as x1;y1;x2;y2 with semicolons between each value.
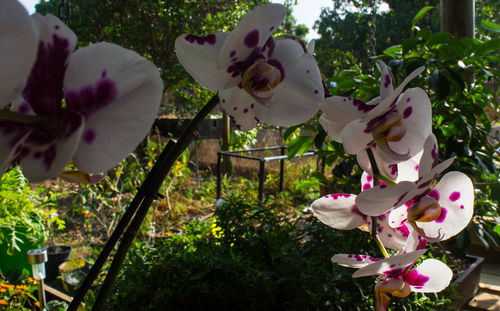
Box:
0;13;164;182
332;250;452;311
357;134;474;242
0;0;38;110
320;61;431;179
175;4;323;130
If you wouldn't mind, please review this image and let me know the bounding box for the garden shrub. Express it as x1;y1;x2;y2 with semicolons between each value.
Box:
108;196;451;310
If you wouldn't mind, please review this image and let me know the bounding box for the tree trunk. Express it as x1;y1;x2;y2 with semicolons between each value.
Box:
441;0;475;39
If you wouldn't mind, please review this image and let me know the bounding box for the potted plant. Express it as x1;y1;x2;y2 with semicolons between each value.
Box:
0;167;48;275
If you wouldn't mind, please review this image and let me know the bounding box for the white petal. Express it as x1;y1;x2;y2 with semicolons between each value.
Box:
0;0;38;108
395;150;422;183
406;259;452;292
253;37;322;126
368;213;410;251
352;249;427;278
217;4;286;69
376;61;395;100
175;32;233;90
341;120;373;154
320;113;346;142
0;127;31;177
31;13;77;53
307;39;316;54
418;133;439;179
20;112;84;182
320;96;375;123
388;205;409;228
416;171;474;241
356;181;417;216
219;88;259;131
357;148;398;181
332;253;384;269
311;194;365;230
362;66;424;123
64;43;163;174
386;88;431;158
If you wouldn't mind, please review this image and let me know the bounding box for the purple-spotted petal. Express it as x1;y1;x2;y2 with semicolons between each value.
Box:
356;181;417;216
362;66;424;123
252;37;322;126
175;32;233;90
341;119;373;155
217;4;286;70
395;150;421;183
418;133;439;179
385;88;431;159
376;61;395;100
406;259;452;292
357;147;399;181
367;213;410;251
311;194;365;230
416;171;474;241
24;14;76;117
64;43;163;174
320;96;378;142
219;88;259;131
388;205;409;228
332;254;384;269
0;128;31;177
20;111;84;182
0;0;38;108
352;249;427;278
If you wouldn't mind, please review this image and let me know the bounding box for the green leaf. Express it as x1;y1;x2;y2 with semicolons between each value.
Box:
383;45;402;57
411;6;434;30
430;69;450;99
287;136;312;158
475;39;500;56
283;125;300;141
481;20;500;33
295;180;324;191
314;129;327;149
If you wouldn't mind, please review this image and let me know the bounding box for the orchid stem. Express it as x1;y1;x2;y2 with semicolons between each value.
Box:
0;108;49;124
68;95;219;311
436;242;460;268
376;174;397;186
375;235;390;258
366;149;389;258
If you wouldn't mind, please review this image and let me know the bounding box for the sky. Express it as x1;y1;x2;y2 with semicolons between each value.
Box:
18;0;330;40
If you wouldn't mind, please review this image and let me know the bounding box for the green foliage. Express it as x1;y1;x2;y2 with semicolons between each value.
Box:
0;167;64;254
108;196;450;310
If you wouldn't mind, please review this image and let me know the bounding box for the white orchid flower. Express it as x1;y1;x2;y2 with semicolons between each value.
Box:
320;61;431;179
175;4;323;130
356;134;474;242
332;250;452;311
0;13;163;182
